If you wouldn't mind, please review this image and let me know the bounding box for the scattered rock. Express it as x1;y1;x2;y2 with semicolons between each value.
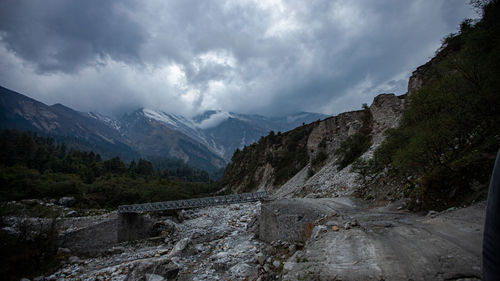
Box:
272;260;281;268
46;202;265;280
126;258;179;281
288;244;296;253
229;262;258;278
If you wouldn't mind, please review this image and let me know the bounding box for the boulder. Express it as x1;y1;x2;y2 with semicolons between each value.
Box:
167;237;191;258
255;253;265;265
150;220;177;237
229;263;258;279
68;256;81;264
66;210;78;217
58;197;76;207
126;258;179;281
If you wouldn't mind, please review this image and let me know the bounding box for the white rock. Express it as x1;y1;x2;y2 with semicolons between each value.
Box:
255;253;265;265
283;261;295;271
167;237;191;258
145;273;165;281
263;264;271;272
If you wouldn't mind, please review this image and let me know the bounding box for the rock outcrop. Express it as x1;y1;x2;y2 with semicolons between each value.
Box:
222;93;405;198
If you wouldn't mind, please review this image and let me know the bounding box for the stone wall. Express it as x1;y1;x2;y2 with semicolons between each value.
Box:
259;199;336;243
59;213;155;255
60;218;118;255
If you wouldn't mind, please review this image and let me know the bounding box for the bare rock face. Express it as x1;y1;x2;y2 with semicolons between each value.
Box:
306;110;365;158
369;93;405;136
408;68;426;96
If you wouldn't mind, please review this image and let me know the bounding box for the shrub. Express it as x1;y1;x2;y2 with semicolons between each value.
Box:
335;133;372;170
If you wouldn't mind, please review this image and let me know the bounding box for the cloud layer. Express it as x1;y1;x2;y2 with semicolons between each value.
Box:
0;0;475;117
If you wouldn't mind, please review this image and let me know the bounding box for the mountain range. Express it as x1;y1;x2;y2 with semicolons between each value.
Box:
0;85;328;172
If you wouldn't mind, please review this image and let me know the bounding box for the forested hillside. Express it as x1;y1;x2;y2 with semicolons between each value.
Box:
0;130;219;209
357;1;500;210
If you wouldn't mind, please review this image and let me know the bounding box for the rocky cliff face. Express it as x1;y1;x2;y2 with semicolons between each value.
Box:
222;93;405;196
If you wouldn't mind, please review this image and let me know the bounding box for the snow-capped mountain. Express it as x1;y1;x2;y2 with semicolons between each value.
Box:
129;108;328;161
87;112;122;131
0;85;328;171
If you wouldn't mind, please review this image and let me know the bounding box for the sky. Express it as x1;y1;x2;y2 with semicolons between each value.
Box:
0;0;477;117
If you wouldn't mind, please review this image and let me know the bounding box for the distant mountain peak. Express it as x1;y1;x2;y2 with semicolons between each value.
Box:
1;85;330;170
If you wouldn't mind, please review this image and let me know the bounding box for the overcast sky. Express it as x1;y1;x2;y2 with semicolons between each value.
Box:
0;0;476;117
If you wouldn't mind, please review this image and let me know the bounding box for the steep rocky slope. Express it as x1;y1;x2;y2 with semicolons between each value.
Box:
222;93;405;197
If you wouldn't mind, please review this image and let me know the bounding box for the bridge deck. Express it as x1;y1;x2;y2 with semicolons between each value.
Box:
118;191;269;213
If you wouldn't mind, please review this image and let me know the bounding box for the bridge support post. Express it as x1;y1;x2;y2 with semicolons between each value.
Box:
117;213;154;242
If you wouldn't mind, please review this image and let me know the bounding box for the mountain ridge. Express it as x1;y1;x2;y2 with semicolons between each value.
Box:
0;85;328;171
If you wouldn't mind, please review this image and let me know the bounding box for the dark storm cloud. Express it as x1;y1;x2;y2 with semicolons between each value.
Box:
0;0;476;116
0;0;146;73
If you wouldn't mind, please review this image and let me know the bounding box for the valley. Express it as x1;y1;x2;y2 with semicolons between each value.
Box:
1;1;499;280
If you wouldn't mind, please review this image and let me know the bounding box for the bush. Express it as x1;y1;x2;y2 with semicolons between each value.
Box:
370;1;500;210
0;219;60;280
335;133;372;170
311;151;328;167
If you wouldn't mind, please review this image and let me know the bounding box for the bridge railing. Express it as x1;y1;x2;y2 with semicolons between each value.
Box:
118;191;269;213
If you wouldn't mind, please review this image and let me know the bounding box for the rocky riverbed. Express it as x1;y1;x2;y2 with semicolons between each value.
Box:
43;202;285;281
3;196;485;281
